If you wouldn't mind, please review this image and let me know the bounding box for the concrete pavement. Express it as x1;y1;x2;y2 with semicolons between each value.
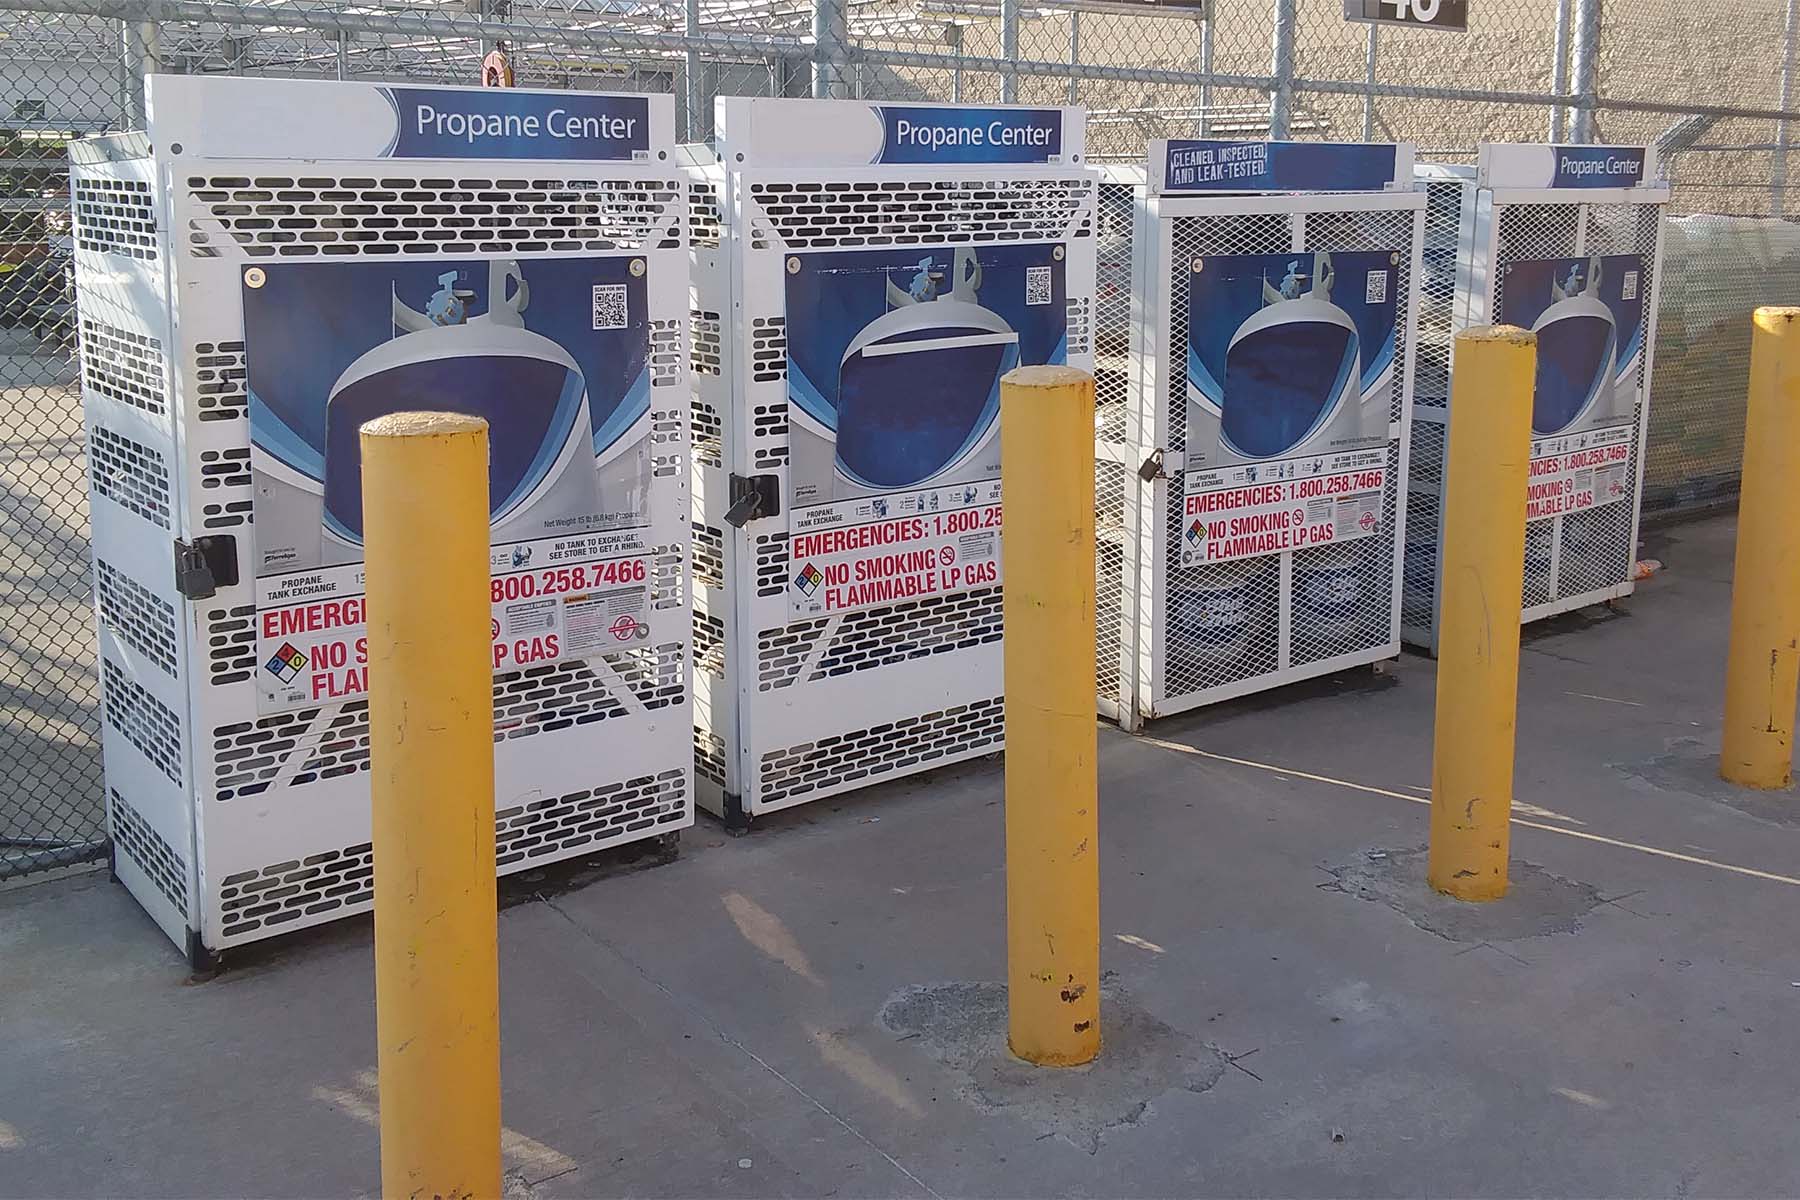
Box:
3;513;1798;1197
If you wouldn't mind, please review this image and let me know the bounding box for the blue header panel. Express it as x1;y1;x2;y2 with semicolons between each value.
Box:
1158;140;1407;193
384;87;651;160
1478;143;1657;192
1549;145;1647;188
875;105;1064;164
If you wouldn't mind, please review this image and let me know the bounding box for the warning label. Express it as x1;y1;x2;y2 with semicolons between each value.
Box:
788;479;1003;617
254;530;652;713
1181;448;1386;566
1527;425;1633;522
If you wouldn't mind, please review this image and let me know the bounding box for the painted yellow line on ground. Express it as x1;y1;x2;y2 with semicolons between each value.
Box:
1138;734;1800;889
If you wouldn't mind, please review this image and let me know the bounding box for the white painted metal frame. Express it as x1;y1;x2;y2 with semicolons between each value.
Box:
1118;183;1426;728
687;99;1097;821
1402;165;1669;654
77;80;694;964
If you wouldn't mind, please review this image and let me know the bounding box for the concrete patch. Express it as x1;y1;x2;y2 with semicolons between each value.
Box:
1623;737;1800;826
877;979;1228;1154
1324;846;1602;943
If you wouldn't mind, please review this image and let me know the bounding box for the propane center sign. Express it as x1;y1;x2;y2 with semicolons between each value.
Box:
243;255;657;713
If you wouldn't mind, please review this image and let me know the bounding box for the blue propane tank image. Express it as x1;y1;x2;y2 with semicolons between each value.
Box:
320;260;594;543
1220;255;1361;460
1528;256;1617;435
833;250;1018;490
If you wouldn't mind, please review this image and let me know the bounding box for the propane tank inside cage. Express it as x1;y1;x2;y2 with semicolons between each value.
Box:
1101;142;1426;729
684;98;1097;824
1403;146;1669;655
74;76;693;964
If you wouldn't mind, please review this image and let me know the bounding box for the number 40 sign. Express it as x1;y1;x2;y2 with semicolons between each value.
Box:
1343;0;1467;30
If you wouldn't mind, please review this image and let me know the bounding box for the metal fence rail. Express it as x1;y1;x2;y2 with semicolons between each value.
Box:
0;0;1791;877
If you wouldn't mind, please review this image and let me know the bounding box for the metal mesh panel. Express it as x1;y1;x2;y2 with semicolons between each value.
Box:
757;696;1004;806
1162;209;1293;701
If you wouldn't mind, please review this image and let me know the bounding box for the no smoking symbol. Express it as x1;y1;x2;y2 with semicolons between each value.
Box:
610;615;640;641
941;545;957;566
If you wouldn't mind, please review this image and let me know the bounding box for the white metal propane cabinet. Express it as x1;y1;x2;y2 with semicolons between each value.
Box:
684;98;1097;825
1403;145;1668;653
1104;141;1424;729
72;75;692;966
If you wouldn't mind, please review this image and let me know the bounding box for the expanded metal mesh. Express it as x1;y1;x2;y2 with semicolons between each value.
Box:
1;0;1795;871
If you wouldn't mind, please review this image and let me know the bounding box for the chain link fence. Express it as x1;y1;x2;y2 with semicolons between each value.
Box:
1;0;1793;877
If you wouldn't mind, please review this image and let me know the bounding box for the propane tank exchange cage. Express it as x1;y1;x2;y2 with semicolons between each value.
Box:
1403;145;1669;654
1099;142;1426;730
684;98;1097;826
73;75;694;966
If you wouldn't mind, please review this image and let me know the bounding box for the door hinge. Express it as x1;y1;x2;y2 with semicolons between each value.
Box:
173;535;239;601
724;473;781;527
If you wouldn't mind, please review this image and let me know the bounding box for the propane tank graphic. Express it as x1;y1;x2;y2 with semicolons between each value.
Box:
1220;252;1377;461
831;247;1019;493
319;259;597;549
1528;255;1616;435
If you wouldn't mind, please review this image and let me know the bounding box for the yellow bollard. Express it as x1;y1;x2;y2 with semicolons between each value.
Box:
1001;364;1100;1066
362;412;502;1200
1428;327;1537;902
1721;307;1800;789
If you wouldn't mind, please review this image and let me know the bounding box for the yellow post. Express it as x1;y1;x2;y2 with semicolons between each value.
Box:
1721;307;1800;789
1428;326;1537;902
362;412;502;1200
1001;364;1100;1066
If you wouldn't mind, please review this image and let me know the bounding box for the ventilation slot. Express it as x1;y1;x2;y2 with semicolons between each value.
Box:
751;402;786;469
750;316;785;382
194;341;249;421
79;318;165;416
186;175;682;258
200;447;252;489
73;175;157;260
689;180;724;248
88;425;170;527
747;178;1094;250
110;788;187;916
758;696;1004;805
691;522;725;590
694;609;726;678
650;319;682;387
102;659;182;785
756;588;1002;690
205;603;258;685
96;559;177;677
495;767;686;866
695;726;727;787
1065;295;1092;358
219;841;373;937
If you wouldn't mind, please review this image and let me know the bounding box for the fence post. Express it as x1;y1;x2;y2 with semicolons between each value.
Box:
1001;0;1020;103
1721;308;1800;790
1198;12;1214;136
1549;0;1572;141
362;412;502;1200
1068;10;1080;105
1569;0;1601;143
1428;327;1536;902
685;0;704;142
1269;0;1297;139
813;0;848;99
1361;23;1378;141
118;19;157;129
1776;0;1798;213
1001;365;1100;1067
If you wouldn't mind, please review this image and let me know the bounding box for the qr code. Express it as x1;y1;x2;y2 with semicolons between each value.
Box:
1025;265;1053;306
1621;269;1640;302
1365;270;1388;305
592;283;629;330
